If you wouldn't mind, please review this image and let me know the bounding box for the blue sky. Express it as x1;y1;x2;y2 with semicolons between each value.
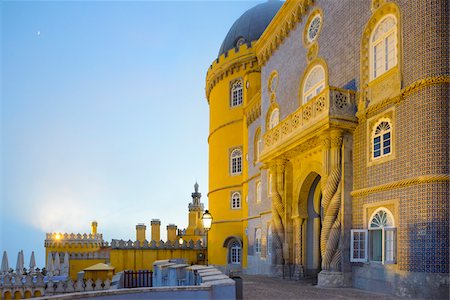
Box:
1;0;265;268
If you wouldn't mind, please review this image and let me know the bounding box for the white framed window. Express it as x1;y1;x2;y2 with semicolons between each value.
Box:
351;207;397;264
254;129;262;162
350;229;368;262
269;108;279;129
256;181;261;203
303;65;325;104
231;192;241;209
230;148;242;175
230;80;243;107
372;120;392;159
255;229;262;254
229;240;241;264
370;15;397;80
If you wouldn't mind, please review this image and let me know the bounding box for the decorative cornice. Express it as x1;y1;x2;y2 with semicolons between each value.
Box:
351;174;450;197
357;75;450;121
401;75;449;98
255;0;314;66
244;92;261;126
207;184;242;197
206;43;259;101
208;119;242;143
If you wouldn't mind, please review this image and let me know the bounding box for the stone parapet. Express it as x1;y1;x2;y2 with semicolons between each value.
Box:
110;239;204;250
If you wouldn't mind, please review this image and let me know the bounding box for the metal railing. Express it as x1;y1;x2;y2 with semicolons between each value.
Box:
123;270;153;288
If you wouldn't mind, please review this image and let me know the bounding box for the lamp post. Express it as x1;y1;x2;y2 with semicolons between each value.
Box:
202;210;213;266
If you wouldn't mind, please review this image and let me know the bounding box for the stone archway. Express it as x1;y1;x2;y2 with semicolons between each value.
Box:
297;172;322;276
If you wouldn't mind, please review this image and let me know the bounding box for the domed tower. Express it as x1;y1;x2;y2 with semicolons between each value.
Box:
205;1;282;272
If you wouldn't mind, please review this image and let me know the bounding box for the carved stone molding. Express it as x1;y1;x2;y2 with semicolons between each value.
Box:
351;174;450;197
255;0;314;66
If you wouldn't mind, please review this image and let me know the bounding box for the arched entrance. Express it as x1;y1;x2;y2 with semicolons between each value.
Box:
298;172;322;276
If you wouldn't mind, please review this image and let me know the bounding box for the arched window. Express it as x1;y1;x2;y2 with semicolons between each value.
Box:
368;208;396;263
230;148;242;175
351;207;396;264
254;128;262;163
370;15;397;80
255;229;262;254
230;80;243;107
231;192;241;209
303;65;325;104
256;181;261;203
372;119;392;159
269;108;279;129
229;240;241;264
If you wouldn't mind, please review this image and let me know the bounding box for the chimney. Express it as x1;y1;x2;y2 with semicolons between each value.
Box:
136;223;146;243
91;221;98;235
167;224;177;242
151;219;161;242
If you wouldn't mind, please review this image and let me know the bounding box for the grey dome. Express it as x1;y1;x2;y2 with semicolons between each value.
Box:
218;1;283;57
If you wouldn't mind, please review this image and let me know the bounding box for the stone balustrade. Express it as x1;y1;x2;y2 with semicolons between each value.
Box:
262;86;357;155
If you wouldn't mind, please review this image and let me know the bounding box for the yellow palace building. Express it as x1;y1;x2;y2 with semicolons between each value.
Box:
205;0;449;298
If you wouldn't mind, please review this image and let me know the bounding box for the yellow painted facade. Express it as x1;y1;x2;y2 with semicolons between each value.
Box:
206;44;261;271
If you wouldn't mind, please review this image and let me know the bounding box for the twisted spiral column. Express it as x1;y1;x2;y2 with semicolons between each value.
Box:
320;133;343;271
270;161;287;264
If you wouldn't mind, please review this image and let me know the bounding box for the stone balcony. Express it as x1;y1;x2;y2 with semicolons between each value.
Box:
261;87;357;158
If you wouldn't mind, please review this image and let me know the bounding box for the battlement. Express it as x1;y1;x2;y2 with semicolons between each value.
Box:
45;232;104;247
205;42;259;100
110;239;204;250
207;42;255;73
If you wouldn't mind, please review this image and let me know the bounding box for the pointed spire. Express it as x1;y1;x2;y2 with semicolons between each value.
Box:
1;251;9;273
16;250;24;274
29;251;36;272
194;182;199;193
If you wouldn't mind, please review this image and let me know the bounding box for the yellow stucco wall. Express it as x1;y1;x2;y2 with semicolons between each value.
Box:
206;45;260;268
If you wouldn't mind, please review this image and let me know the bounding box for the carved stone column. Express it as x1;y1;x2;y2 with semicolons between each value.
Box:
293;216;305;279
270;163;284;266
318;130;346;286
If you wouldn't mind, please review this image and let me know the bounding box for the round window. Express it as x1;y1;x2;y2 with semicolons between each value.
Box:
307;15;322;43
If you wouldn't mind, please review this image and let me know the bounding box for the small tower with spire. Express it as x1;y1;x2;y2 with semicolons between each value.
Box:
181;182;205;241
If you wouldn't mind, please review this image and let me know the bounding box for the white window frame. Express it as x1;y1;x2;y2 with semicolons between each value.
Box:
230;148;242;175
230;80;243;107
372;119;392;160
269;108;279;129
255;229;262;254
370;15;397;80
303;65;325;104
229;240;241;264
231;192;241;210
267;225;272;256
350;229;368;262
256;181;261;203
254;129;262;162
351;208;397;264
